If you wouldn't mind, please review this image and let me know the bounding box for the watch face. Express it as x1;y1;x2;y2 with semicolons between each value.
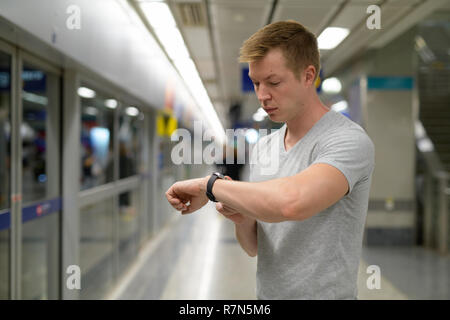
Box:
214;172;224;179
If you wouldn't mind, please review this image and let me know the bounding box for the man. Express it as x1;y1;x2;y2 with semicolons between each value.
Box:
165;20;375;299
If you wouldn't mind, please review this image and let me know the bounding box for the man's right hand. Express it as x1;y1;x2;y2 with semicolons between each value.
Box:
215;202;247;224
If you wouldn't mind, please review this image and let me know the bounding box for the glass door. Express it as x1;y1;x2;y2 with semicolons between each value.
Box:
0;43;13;300
16;53;61;299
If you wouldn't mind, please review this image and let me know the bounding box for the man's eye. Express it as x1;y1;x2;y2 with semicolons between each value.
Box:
270;82;280;86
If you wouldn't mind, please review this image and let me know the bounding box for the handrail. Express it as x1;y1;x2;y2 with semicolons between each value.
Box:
416;120;449;254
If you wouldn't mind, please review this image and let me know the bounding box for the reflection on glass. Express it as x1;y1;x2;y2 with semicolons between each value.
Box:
118;107;142;179
0;50;11;299
156;138;178;228
21;214;59;299
80;198;114;299
80;88;115;190
0;229;9;299
21;62;60;300
118;189;139;274
21;66;49;203
0;51;11;210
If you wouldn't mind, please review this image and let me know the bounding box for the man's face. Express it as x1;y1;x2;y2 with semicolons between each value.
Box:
248;48;308;123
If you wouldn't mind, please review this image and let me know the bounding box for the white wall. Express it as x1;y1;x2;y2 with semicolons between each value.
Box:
0;0;202;124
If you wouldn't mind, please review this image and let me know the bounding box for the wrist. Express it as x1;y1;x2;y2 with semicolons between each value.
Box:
199;175;209;193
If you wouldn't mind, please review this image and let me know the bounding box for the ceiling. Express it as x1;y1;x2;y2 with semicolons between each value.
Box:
164;0;450;128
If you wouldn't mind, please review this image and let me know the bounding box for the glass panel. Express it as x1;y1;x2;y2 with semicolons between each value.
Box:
21;62;60;299
21;65;50;202
118;106;142;179
0;50;11;299
0;229;9;299
21;214;59;299
80;198;114;299
80;89;115;190
118;189;139;274
0;51;10;210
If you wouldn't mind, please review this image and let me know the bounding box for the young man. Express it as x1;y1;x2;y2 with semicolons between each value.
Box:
165;21;375;299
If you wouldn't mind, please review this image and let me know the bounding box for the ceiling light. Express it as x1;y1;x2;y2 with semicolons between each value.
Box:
318;27;349;50
154;27;190;60
418;138;434;153
22;91;48;105
138;0;225;145
322;77;342;94
77;87;96;98
245;128;259;144
84;106;98;116
105;99;118;109
253;107;267;122
140;2;177;30
126;106;139;117
414;121;426;140
252;113;265;122
331;100;348;112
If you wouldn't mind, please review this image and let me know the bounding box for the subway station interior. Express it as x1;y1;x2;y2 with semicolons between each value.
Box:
0;0;449;300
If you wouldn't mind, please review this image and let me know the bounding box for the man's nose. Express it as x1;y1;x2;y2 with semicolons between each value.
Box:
256;85;271;103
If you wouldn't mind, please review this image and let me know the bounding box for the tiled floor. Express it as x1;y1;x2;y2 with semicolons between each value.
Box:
109;203;450;300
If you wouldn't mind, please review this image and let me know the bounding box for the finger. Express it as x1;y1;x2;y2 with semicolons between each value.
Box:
167;197;182;207
165;188;180;203
224;175;232;181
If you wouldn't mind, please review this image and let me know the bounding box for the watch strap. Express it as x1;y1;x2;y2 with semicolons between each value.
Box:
206;173;223;202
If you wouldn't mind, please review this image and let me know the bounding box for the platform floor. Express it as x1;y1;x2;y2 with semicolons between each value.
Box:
106;201;450;300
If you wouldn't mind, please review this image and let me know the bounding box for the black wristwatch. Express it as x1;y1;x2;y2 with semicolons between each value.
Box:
206;172;225;202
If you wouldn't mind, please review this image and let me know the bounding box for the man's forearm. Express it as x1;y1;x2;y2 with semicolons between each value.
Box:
199;176;295;223
235;218;257;257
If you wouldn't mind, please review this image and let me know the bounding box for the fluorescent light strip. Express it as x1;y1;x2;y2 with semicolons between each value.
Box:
140;2;177;30
22;91;48;105
78;87;96;98
318;27;349;50
138;1;225;145
154;27;190;60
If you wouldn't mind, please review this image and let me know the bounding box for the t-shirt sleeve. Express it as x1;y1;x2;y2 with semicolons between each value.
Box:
311;128;375;194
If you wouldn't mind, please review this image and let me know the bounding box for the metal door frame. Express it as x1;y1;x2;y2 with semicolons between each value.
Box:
0;37;17;300
2;41;62;299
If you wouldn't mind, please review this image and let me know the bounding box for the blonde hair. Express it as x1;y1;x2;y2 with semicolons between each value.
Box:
239;20;320;80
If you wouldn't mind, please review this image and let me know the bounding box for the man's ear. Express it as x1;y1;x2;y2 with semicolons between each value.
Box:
303;65;316;86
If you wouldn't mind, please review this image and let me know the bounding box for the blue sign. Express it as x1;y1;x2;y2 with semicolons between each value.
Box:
0;71;10;91
367;76;413;90
0;211;10;231
241;67;254;92
22;69;47;92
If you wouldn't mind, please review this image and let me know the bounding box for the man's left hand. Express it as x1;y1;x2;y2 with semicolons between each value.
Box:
165;176;209;214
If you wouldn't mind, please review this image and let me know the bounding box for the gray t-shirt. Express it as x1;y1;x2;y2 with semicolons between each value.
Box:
249;110;375;300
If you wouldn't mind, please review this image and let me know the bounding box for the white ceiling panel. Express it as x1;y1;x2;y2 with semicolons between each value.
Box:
331;4;372;29
195;59;216;80
205;82;219;99
275;0;345;34
212;3;269;33
183;27;213;59
210;0;271;108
